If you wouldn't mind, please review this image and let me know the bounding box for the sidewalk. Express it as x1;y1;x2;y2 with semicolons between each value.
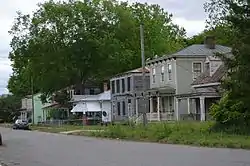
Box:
60;129;104;135
0;123;12;128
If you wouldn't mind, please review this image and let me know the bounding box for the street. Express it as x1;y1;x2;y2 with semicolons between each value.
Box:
1;127;250;166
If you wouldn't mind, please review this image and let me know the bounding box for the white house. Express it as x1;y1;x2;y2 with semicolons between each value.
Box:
71;83;111;123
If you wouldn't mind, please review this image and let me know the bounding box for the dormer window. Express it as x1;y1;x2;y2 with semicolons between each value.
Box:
193;62;202;80
161;66;164;82
205;62;210;73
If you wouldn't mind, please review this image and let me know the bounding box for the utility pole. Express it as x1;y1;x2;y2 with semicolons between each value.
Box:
140;23;147;126
31;70;35;125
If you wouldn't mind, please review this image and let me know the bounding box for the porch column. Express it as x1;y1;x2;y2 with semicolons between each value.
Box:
149;97;153;121
187;98;191;114
135;98;139;117
200;97;205;121
157;96;160;121
175;98;179;120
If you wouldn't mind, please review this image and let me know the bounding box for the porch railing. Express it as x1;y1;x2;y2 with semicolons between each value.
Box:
146;112;175;121
180;113;213;121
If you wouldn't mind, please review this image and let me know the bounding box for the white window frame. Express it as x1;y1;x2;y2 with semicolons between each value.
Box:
152;67;156;83
161;66;164;82
192;61;203;80
167;63;172;80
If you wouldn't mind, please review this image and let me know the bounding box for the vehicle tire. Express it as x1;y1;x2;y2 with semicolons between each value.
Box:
0;133;2;146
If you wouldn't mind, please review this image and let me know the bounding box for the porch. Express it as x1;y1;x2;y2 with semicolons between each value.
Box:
176;92;220;121
42;103;69;122
144;86;176;121
146;95;176;122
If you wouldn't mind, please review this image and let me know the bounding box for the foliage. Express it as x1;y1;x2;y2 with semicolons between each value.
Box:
8;0;186;97
205;0;250;125
47;108;68;120
185;24;236;47
0;95;21;122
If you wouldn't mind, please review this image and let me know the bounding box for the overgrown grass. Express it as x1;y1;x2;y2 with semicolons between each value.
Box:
30;124;104;133
73;121;250;149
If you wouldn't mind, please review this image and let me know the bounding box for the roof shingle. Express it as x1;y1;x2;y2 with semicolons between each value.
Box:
172;44;231;56
192;64;227;85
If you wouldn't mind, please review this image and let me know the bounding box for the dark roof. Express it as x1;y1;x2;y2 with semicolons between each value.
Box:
172;44;231;56
146;44;232;65
192;64;227;85
111;67;149;78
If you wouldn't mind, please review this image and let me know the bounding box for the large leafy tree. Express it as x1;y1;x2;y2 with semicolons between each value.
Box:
205;0;250;125
8;0;186;97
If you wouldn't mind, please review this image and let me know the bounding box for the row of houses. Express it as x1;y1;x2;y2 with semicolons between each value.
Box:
20;36;231;124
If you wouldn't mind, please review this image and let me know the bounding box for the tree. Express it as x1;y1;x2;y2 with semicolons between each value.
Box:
205;0;250;125
8;0;186;97
185;24;235;47
0;95;21;122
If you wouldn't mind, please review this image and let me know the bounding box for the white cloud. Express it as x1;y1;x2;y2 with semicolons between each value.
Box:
173;18;206;37
0;57;12;94
0;0;207;94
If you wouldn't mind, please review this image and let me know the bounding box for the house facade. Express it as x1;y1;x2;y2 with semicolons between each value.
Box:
20;95;33;121
70;83;112;123
110;68;150;121
68;83;102;102
146;36;232;121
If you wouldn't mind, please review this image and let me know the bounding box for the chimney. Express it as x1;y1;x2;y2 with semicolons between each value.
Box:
204;36;215;49
103;82;109;92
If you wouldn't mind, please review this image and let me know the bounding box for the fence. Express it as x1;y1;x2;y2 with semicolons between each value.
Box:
38;119;84;126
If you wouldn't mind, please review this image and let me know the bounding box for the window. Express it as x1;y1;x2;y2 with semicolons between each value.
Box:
127;77;131;91
89;88;95;95
168;64;172;80
117;102;121;116
122;78;125;93
111;81;115;94
75;90;81;95
116;79;120;93
193;62;202;80
128;99;131;103
122;101;126;116
205;62;210;73
152;68;156;83
161;66;165;82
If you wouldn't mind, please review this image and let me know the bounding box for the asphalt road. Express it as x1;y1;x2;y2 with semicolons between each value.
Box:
1;127;250;166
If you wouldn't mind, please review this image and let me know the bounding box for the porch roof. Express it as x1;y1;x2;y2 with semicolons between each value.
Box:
175;92;220;98
42;103;67;110
192;64;226;86
147;86;176;95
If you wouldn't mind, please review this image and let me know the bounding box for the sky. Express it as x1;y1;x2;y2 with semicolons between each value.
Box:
0;0;207;95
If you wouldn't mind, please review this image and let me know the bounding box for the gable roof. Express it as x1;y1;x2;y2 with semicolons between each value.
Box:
192;64;227;85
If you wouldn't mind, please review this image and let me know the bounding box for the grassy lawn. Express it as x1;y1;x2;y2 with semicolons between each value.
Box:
70;121;250;149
